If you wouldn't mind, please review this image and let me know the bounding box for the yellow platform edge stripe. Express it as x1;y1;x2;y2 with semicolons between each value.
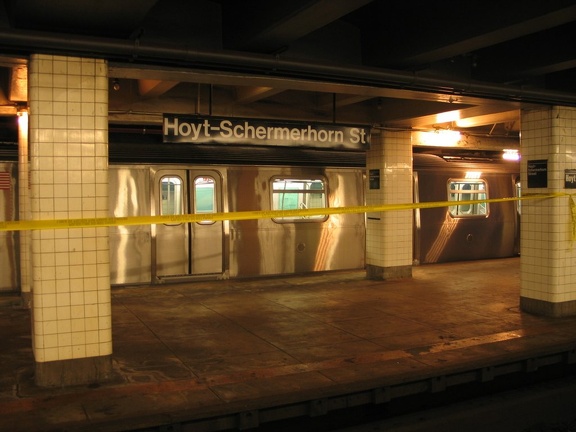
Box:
0;192;571;232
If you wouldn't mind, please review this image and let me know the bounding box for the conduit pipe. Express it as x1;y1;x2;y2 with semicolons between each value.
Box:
1;28;576;107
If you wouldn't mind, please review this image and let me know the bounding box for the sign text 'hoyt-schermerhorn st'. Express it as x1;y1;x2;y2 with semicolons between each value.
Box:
163;115;371;150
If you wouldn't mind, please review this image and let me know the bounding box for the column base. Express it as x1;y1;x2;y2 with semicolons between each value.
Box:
520;296;576;317
35;355;112;387
366;264;412;280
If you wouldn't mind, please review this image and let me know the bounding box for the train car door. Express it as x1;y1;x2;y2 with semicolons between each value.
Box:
154;169;223;280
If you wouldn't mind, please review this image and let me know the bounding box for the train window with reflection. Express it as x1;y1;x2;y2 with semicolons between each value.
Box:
194;176;217;224
447;179;489;217
160;176;183;216
271;177;327;222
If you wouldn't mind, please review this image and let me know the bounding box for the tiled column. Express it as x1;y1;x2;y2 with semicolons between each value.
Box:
28;54;112;386
520;106;576;317
365;131;413;279
18;111;32;308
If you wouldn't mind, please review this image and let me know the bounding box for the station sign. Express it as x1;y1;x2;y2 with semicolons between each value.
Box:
566;169;576;189
527;159;548;188
163;114;370;150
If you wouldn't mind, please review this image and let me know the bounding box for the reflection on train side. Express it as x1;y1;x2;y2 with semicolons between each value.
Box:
414;154;519;265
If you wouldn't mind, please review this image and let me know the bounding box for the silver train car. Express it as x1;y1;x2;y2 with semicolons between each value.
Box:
108;152;366;285
0;159;18;291
0;141;519;291
413;152;520;265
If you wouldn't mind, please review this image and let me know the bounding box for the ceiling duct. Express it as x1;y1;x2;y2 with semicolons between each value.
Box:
1;28;575;107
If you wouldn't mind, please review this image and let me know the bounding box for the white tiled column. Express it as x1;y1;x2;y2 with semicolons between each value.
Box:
520;106;576;317
28;54;112;386
365;131;413;279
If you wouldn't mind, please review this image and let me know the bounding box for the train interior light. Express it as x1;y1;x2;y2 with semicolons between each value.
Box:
464;171;482;179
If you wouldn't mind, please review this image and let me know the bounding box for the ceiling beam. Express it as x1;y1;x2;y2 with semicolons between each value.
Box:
455;110;519;128
228;0;373;52
110;63;518;109
316;94;373;109
9;65;28;102
384;4;576;68
0;106;17;115
391;104;521;129
138;79;179;98
235;86;284;104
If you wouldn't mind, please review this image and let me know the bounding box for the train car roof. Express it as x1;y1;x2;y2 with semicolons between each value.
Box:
413;152;519;174
0;138;519;173
109;133;366;168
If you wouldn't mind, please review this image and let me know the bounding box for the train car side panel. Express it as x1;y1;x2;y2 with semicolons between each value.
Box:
108;166;152;285
227;166;365;278
0;162;19;291
415;155;519;264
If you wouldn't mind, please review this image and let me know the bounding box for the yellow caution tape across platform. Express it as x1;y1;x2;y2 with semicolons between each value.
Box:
570;194;576;241
0;192;571;233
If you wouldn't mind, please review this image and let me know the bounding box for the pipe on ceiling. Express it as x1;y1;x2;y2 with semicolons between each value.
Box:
1;28;575;107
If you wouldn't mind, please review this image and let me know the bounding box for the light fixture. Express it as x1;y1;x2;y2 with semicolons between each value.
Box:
416;130;461;147
17;106;28;141
112;79;120;91
465;171;482;179
502;149;520;161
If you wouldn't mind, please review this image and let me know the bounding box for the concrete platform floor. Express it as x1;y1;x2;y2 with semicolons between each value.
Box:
1;257;576;431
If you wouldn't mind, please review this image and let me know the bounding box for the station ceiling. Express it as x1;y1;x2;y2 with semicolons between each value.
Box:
1;0;576;142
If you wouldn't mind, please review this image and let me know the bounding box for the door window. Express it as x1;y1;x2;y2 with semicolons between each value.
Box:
160;176;183;216
194;176;217;224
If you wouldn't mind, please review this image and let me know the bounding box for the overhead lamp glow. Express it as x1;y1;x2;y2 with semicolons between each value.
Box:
503;149;520;161
17;108;28;142
419;130;461;147
436;110;460;124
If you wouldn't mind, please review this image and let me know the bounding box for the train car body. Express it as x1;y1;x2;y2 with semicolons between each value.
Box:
0;161;18;291
108;163;366;285
0;142;520;291
413;153;520;265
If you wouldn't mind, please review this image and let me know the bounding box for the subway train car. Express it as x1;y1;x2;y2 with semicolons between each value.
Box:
0;141;520;290
0;158;18;291
413;152;520;265
107;142;366;285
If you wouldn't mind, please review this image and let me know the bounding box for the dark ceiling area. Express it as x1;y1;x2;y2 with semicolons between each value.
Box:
1;0;576;142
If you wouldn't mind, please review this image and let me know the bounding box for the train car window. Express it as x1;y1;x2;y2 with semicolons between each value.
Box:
194;176;217;225
160;176;183;216
447;179;489;217
271;177;327;222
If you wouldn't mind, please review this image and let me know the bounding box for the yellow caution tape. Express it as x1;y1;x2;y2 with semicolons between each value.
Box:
570;195;576;243
0;192;568;232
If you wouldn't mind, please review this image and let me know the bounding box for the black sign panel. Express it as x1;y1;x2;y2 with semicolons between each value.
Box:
527;159;548;188
163;115;370;150
369;169;380;189
566;169;576;189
